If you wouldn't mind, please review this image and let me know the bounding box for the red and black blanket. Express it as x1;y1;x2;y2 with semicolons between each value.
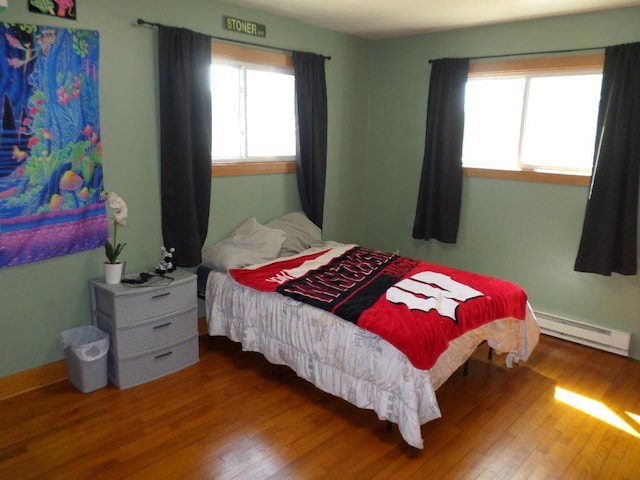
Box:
229;245;528;370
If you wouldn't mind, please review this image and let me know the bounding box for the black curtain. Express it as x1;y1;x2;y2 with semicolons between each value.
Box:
412;58;470;243
292;51;328;228
574;42;640;276
158;26;212;267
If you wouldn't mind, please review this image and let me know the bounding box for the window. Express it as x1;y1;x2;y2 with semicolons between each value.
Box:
462;54;604;185
211;42;296;176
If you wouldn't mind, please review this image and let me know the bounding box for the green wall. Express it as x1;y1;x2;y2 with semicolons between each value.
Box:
0;0;371;377
365;7;640;358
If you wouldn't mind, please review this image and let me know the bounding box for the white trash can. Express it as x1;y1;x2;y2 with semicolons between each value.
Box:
60;325;110;393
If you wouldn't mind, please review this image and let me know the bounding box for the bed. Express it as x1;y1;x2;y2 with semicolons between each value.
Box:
200;213;540;449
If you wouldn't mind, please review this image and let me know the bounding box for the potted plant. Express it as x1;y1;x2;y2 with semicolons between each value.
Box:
101;191;128;284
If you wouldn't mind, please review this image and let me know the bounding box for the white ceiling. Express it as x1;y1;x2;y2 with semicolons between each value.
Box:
222;0;640;39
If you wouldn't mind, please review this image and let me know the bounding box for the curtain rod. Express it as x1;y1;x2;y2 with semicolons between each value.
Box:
428;45;604;64
136;18;331;60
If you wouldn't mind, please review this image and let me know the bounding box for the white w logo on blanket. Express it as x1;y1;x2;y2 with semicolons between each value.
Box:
386;271;483;322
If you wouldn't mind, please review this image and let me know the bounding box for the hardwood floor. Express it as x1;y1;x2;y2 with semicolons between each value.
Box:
1;334;639;479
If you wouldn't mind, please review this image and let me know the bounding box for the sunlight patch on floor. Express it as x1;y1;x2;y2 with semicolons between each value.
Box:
554;387;640;438
627;411;640;427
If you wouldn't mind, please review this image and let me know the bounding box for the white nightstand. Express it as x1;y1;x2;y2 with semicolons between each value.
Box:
89;269;199;389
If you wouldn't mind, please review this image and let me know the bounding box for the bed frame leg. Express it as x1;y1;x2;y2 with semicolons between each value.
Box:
277;365;284;381
463;344;493;377
386;421;392;433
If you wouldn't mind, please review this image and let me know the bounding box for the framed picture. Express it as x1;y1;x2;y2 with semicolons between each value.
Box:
28;0;77;20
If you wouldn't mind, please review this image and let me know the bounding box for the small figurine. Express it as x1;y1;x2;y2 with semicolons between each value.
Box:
155;246;176;275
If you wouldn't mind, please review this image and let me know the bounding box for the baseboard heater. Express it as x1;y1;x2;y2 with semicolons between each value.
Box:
535;311;631;357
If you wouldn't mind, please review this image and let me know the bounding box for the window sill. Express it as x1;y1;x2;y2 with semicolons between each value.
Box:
463;167;590;186
212;161;296;177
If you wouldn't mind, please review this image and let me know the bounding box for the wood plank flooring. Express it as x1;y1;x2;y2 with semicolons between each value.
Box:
1;334;639;479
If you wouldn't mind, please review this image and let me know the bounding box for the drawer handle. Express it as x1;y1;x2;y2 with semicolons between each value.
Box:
153;322;172;330
155;351;173;360
152;292;171;299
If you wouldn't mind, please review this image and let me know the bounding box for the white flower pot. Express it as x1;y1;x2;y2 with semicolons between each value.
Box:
103;262;124;284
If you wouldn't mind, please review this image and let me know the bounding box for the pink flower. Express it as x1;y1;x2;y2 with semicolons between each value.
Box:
7;57;25;68
4;33;22;49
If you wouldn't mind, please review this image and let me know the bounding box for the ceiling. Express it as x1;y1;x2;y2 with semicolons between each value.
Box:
221;0;640;39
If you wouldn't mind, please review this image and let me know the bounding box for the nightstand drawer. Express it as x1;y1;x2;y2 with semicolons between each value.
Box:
108;334;199;389
95;279;195;326
97;306;197;357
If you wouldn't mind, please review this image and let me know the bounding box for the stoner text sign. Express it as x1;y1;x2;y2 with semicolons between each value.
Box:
223;16;266;38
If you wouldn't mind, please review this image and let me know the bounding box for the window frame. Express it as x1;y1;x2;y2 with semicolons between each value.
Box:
211;42;296;177
463;53;604;186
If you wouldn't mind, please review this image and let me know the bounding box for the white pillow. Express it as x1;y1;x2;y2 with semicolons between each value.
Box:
201;217;285;270
265;211;324;257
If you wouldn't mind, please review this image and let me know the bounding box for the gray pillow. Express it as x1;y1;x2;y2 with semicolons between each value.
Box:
266;211;324;257
201;217;285;270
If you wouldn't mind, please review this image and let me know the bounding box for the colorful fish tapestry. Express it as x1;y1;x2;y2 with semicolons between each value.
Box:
0;23;106;268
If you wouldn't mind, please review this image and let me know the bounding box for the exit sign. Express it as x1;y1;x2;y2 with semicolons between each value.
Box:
223;16;266;38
